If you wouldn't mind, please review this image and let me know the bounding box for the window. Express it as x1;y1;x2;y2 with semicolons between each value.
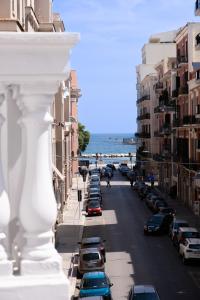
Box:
196;105;200;114
196;70;200;80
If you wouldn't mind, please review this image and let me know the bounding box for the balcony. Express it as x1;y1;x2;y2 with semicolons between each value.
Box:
177;55;188;66
137;149;152;158
154;100;176;113
172;89;179;98
136;94;150;104
154;124;172;137
136;132;151;139
153;151;172;162
195;0;200;16
137;113;150;121
155;82;163;92
178;85;188;95
183;115;196;125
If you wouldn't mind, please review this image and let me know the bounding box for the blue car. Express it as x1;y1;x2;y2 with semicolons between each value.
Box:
78;272;113;299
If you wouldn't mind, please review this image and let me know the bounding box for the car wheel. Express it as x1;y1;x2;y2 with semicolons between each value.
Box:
144;230;148;235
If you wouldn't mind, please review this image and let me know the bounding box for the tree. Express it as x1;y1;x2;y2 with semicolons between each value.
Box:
78;122;90;153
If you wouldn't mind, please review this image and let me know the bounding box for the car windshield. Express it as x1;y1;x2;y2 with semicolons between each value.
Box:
133;293;159;300
189;244;200;249
83;242;100;248
82;278;108;289
89;202;100;208
82;253;100;261
90;194;100;198
149;216;163;224
183;232;200;238
174;223;188;229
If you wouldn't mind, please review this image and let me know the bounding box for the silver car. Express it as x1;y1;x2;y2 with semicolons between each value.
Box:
77;248;105;276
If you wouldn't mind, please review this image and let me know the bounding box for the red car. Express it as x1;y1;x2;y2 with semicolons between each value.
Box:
86;201;102;216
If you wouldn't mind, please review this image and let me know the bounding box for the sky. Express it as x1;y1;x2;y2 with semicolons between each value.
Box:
53;0;198;134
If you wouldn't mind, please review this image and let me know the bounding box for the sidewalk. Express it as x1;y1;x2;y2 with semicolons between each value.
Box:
155;186;200;232
55;175;86;298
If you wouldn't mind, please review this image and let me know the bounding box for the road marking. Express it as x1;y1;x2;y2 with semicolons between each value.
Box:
189;271;200;288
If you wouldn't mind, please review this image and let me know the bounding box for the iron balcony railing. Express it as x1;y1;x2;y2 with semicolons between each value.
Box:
137;113;150;121
155;82;163;90
135;132;151;139
154;100;176;113
136;95;150;104
178;85;188;95
177;55;188;65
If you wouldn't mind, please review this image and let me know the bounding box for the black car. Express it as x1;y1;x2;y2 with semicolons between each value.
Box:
144;213;173;235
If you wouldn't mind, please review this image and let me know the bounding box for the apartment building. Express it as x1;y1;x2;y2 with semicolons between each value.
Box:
136;31;177;177
173;23;200;213
136;20;200;216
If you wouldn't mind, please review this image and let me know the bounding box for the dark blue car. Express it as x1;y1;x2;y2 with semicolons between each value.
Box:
78;272;113;299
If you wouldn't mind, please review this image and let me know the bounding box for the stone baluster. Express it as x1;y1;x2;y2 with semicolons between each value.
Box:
16;82;62;275
0;85;12;276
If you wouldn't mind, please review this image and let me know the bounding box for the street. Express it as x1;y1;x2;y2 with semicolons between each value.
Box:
82;171;200;300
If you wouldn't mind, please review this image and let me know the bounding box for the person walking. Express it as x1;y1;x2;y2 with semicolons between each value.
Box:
106;173;111;188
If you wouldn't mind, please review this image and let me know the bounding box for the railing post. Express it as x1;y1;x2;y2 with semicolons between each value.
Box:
0;85;12;276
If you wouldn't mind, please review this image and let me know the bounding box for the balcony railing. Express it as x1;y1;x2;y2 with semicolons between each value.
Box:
154;100;176;113
136;95;150;104
178;85;188;95
137;149;152;158
172;89;179;98
137;113;150;121
177;55;188;65
136;132;151;139
155;82;163;90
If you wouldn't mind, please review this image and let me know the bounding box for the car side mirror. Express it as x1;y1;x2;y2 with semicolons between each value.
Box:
110;283;113;287
103;239;106;242
76;285;80;289
77;242;81;244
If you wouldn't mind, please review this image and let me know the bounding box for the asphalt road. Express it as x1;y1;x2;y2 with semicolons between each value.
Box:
81;171;200;300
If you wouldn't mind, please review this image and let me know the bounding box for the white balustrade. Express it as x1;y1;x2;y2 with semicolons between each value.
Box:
0;32;79;300
0;85;12;276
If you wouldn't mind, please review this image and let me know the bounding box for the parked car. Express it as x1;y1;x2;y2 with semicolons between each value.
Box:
77;272;113;299
106;164;116;171
144;213;173;235
152;199;168;213
169;219;189;240
77;249;105;276
179;238;200;264
88;182;101;190
128;285;160;300
78;237;106;262
88;187;101;195
86;201;102;216
158;207;176;216
89;192;102;201
173;227;200;248
120;166;130;176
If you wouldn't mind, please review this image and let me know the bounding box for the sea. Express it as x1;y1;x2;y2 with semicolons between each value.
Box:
83;133;137;165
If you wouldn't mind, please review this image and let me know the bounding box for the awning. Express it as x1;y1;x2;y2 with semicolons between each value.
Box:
52;163;65;181
192;62;200;71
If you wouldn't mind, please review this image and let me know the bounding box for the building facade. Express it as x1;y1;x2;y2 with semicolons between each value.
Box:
136;21;200;216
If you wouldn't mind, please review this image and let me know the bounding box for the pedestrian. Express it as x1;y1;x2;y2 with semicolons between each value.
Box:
106;175;111;188
150;173;155;187
130;178;134;187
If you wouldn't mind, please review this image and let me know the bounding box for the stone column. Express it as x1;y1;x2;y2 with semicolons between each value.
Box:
16;82;63;275
0;85;12;276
